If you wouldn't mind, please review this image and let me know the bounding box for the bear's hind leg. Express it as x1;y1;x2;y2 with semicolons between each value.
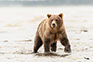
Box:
33;35;42;53
51;42;57;52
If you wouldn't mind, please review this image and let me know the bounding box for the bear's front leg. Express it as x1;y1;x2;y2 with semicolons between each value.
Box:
44;38;50;53
60;37;71;53
51;42;57;52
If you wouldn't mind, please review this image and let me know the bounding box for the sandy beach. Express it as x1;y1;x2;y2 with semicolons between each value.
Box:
0;6;93;62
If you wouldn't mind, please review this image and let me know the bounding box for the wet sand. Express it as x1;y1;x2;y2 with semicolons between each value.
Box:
0;6;93;62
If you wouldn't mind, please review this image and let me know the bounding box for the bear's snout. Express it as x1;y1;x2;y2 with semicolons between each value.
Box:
51;20;57;28
52;23;55;27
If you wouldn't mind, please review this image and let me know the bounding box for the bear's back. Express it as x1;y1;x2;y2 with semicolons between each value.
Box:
37;19;48;39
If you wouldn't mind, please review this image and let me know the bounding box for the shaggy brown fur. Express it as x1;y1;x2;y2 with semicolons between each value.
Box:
33;13;71;53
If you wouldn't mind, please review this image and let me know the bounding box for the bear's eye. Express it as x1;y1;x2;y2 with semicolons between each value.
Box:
56;19;58;22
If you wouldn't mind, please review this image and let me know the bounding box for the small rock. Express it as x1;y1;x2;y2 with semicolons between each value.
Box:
81;30;88;32
83;30;88;32
84;57;90;60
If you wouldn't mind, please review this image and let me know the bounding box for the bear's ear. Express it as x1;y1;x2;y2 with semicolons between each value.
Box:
59;13;63;18
47;14;51;18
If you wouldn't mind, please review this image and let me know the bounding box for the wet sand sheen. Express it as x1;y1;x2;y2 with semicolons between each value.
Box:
0;6;93;62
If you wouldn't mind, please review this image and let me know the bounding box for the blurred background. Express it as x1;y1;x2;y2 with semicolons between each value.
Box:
0;0;93;6
0;0;93;41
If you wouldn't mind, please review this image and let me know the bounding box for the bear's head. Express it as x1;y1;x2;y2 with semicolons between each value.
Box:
47;13;63;30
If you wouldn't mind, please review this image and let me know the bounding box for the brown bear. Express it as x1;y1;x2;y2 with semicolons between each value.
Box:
33;13;71;53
